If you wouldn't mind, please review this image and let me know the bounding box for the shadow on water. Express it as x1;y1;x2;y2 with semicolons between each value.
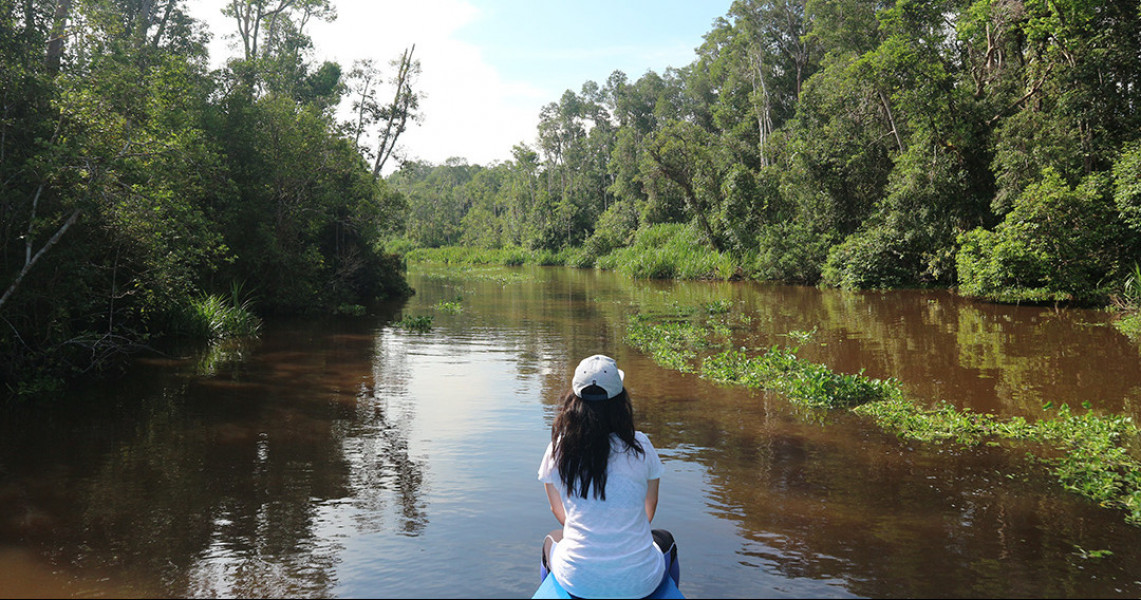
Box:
2;265;1141;598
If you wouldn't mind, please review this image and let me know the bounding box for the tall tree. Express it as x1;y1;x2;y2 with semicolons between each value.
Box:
370;45;422;181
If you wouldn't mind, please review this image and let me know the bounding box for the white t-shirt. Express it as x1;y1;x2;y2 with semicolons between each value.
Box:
537;430;665;599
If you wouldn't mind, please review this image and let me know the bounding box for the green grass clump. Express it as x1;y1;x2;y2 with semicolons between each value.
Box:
404;245;575;268
394;314;433;332
178;290;261;340
598;224;738;280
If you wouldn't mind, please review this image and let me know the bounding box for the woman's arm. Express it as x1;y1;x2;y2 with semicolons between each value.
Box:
545;482;567;526
645;478;660;523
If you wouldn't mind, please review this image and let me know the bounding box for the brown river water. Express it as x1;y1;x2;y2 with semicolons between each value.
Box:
3;264;1141;598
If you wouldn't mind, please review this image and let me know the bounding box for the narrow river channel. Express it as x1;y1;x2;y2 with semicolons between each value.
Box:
3;264;1141;598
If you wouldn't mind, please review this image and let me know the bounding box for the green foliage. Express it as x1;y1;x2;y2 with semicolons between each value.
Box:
625;299;901;409
1114;141;1141;233
752;219;832;284
1074;546;1114;561
405;245;559;267
991;109;1085;215
380;236;421;256
212;92;411;312
1034;405;1141;524
701;347;903;409
598;224;737;280
435;295;464;314
821;224;921;289
336;304;367;316
355;0;1141;311
957;169;1127;304
393;314;433;332
856;397;1141;525
1112;263;1141;343
580;200;639;266
0;0;410;399
562;247;597;269
174;293;263;341
1119;264;1141;308
626;314;707;373
853;398;1037;445
1117;313;1141;344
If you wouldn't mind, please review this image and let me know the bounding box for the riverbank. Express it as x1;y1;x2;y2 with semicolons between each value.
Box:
402;234;1141;343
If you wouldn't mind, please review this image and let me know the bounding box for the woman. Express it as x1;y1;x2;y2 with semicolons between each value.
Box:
537;354;677;598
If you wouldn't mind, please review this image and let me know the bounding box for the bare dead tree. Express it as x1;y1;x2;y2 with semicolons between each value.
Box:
371;44;422;181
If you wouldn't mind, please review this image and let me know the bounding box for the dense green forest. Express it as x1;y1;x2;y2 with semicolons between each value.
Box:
1;0;413;395
390;0;1141;311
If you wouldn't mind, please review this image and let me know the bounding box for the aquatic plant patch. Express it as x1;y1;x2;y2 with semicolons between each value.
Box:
626;316;706;373
857;400;1141;525
436;295;464;314
1116;312;1141;343
701;347;903;409
394;314;433;332
625;302;1141;526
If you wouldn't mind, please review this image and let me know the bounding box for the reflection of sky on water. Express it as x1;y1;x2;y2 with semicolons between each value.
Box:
330;327;561;598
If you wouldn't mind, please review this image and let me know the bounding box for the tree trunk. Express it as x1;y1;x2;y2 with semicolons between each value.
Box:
877;89;904;153
44;0;72;76
372;45;417;181
750;50;774;168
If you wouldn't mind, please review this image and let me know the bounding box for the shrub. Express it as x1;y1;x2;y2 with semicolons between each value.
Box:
581;200;638;265
1112;141;1141;233
956;169;1125;304
821;224;920;289
380;236;420;256
753;221;833;284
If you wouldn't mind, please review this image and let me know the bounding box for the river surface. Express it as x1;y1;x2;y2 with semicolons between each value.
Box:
3;264;1141;598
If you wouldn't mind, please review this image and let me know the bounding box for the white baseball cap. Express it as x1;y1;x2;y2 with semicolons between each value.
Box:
572;354;625;401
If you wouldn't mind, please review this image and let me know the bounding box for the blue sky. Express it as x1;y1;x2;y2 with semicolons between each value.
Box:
188;0;732;170
455;0;731;95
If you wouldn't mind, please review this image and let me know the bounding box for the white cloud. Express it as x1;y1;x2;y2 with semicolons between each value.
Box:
192;0;545;170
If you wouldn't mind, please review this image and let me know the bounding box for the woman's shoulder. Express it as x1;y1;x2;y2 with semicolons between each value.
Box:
633;430;655;446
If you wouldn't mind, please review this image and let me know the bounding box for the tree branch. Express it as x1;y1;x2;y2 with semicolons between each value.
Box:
1;207;81;312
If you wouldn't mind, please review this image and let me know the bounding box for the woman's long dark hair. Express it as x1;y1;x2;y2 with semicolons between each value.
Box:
552;385;644;500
